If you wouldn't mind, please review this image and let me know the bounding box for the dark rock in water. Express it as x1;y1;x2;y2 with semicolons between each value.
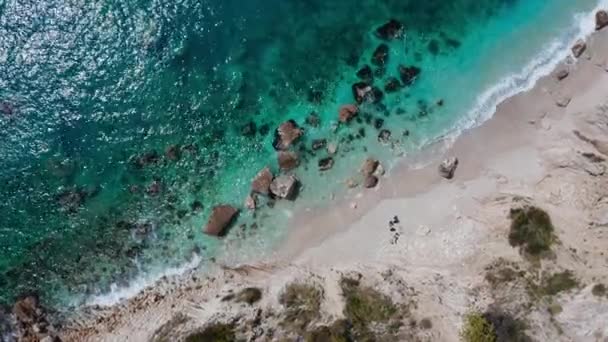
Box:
436;99;444;106
399;65;421;86
356;65;374;82
375;19;404;40
378;129;391;144
133;150;160;168
55;188;87;213
318;157;334;171
191;200;203;212
374;118;384;129
278;151;300;171
357;127;366;138
259;123;270;136
364;175;379;188
372;44;389;66
571;39;586;58
312;139;327;150
270;175;298;200
597;10;608;31
339;104;359;123
306;112;321;127
361;158;379;176
352;82;372;104
370;87;384;103
428;39;440;55
384;77;401;93
147;180;162;196
165;144;181;161
273;120;303;150
11;294;61;341
251;167;273;195
308;89;323;104
438;157;459;179
204;205;239;236
0;101;14;116
241;121;257;137
374;67;386;78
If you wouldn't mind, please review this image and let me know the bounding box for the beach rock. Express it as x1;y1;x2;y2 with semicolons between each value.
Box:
278;151;300;171
251;167;273;195
399;65;421;85
241;121;257;137
378;129;392;144
596;10;608;31
356;65;374;82
364;175;379;188
327;143;338;155
245;194;257;211
318;157;334;171
272;120;303;150
270;175;298;200
572;39;586;58
556;96;571;108
204;205;239;236
375;19;404;40
372;44;389;66
165;144;181;161
339;104;359;123
373;163;385;177
384;77;401;93
374;118;384;129
312;139;327;151
556;69;569;81
352;82;372;104
306;112;320;127
438;157;459;179
361;158;379;176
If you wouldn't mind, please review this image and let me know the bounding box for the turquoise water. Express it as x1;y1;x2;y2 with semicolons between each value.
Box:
0;0;603;307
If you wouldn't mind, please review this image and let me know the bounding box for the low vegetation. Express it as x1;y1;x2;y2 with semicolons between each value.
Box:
527;270;579;299
304;320;351;342
592;283;607;297
235;287;263;305
508;206;555;259
185;323;236;342
460;312;497;342
279;282;323;332
483;308;532;342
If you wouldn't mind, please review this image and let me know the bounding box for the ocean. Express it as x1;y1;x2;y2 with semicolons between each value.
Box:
0;0;604;308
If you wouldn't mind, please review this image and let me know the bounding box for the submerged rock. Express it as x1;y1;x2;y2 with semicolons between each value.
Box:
278;151;300;171
339;104;359;123
251;167;273;195
372;44;389;66
352;82;372;104
378;129;392;144
438;157;459;179
312;139;327;151
270;175;298;200
572;39;586;58
165;144;181;161
273;120;303;150
306;112;320;127
132;150;160;168
204;205;239;236
375;19;404;40
356;65;374;83
241;121;257;137
384;77;401;93
55;188;88;213
399;65;421;85
318;157;334;171
596;10;608;31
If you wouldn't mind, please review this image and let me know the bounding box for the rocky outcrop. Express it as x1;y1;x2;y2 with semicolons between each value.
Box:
399;65;421;86
438;157;459;179
270;175;298;200
318;157;334;171
12;294;61;342
339;105;358;123
372;44;389;66
278;151;300;171
572;39;586;58
596;10;608;31
204;205;239;236
375;19;404;40
132;150;160;168
273;120;303;151
352;83;372;104
251;167;273;195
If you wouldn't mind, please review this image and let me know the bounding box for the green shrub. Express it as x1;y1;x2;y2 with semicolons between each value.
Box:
460;313;497;342
304;320;351;342
540;271;579;296
279;282;323;332
185;323;236;342
235;287;262;305
508;206;555;258
592;283;606;297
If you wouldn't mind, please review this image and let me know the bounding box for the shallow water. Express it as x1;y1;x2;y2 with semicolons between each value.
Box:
0;0;603;307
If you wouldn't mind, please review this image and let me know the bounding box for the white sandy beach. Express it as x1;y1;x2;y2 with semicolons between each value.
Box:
54;18;608;342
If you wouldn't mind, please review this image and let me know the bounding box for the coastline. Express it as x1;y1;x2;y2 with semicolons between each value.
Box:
38;11;608;342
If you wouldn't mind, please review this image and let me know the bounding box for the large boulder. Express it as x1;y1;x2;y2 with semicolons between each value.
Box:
272;120;303;150
372;44;389;66
399;65;421;85
352;82;372;104
364;175;379;188
339;104;359;123
270;175;298;200
438;157;459;179
375;19;404;40
251;167;273;195
571;39;586;58
278;151;300;171
204;205;239;236
596;10;608;31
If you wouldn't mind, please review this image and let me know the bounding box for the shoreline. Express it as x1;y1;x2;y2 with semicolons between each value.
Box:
23;8;608;342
